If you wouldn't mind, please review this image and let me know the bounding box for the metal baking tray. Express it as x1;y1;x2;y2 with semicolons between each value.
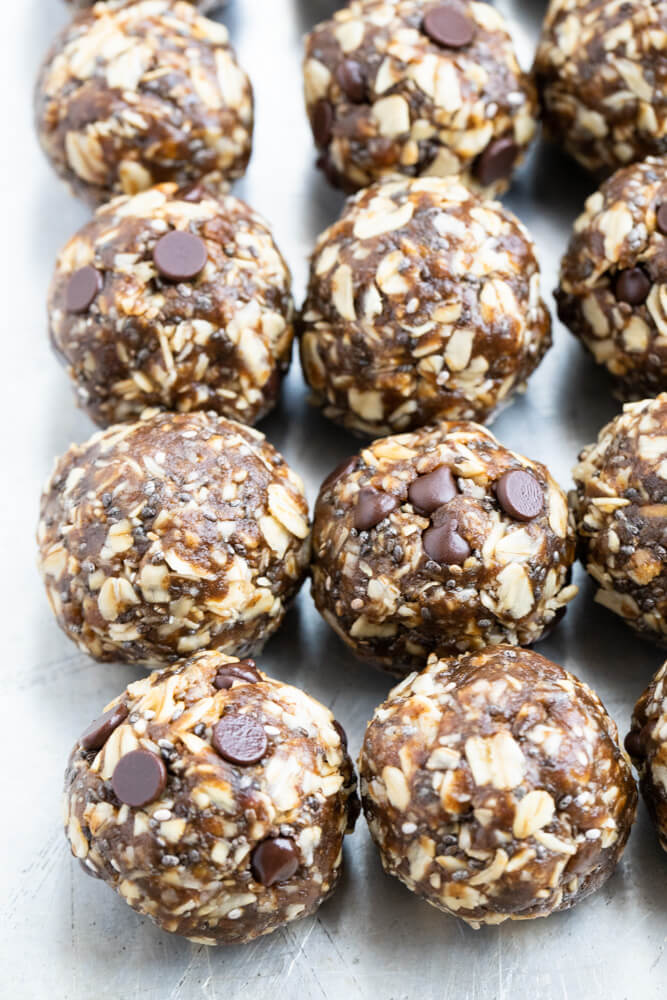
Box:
4;0;667;997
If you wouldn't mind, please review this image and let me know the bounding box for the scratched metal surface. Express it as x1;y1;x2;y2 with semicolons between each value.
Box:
4;0;667;997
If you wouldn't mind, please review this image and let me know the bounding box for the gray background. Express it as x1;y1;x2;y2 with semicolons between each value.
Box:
3;1;666;997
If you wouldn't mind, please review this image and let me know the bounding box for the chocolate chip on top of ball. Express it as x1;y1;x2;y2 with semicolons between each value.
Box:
360;645;637;927
571;394;667;645
311;421;577;675
303;0;537;194
34;0;253;205
534;0;667;177
64;650;358;944
37;411;311;665
48;183;294;428
626;657;667;853
557;157;667;400
300;175;551;437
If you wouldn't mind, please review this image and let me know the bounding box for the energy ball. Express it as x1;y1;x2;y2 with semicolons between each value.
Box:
37;412;310;665
360;645;637;926
626;658;667;852
64;649;358;944
35;0;253;205
48;183;294;427
311;421;577;675
534;0;667;176
300;175;551;437
571;395;667;645
557;157;667;400
67;0;222;9
303;0;537;194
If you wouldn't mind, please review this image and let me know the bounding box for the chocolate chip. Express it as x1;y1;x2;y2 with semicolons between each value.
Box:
65;266;102;313
80;703;128;752
423;3;474;48
112;750;167;807
473;136;519;186
312;99;333;148
251;837;299;886
657;203;667;236
624;729;645;759
321;456;357;494
354;487;400;531
614;267;650;305
213;658;261;690
495;470;544;521
423;511;470;565
153;230;207;282
212;714;268;765
335;59;366;102
333;719;348;750
408;465;457;514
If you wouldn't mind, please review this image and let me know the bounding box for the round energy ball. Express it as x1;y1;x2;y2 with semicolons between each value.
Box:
571;395;667;645
37;412;310;665
48;183;294;428
35;0;253;205
303;0;537;194
534;0;667;176
626;658;667;853
311;421;577;675
300;175;551;437
556;157;667;400
64;649;358;944
360;645;637;926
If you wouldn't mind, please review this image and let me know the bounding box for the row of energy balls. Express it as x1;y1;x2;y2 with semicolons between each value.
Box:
32;0;667;944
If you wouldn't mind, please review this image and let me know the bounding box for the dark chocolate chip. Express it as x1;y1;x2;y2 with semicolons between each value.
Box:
624;729;645;759
335;59;367;102
423;511;470;565
321;456;357;494
408;465;457;514
614;267;650;305
212;714;268;765
213;658;261;690
251;837;299;886
347;790;361;831
153;230;207;281
66;266;102;313
312;99;334;148
112;749;167;807
80;703;129;752
473;136;519;186
333;719;348;750
423;3;474;48
354;488;400;531
495;470;544;521
657;203;667;236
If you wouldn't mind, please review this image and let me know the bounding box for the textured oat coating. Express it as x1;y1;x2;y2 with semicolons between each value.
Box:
557;157;667;400
311;421;577;675
48;183;294;427
303;0;537;195
35;1;253;205
64;650;358;944
571;395;667;645
67;0;221;9
360;645;637;926
300;175;551;437
37;412;310;665
534;0;667;176
627;658;667;853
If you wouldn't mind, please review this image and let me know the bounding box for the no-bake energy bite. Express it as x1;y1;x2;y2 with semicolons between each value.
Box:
304;0;537;194
534;0;667;176
37;412;310;664
627;658;667;852
64;649;358;944
300;176;551;436
311;421;577;675
360;646;637;926
35;1;253;205
557;158;667;400
48;183;294;427
571;395;667;645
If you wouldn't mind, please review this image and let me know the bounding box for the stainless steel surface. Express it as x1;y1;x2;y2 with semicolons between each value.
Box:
4;1;667;997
